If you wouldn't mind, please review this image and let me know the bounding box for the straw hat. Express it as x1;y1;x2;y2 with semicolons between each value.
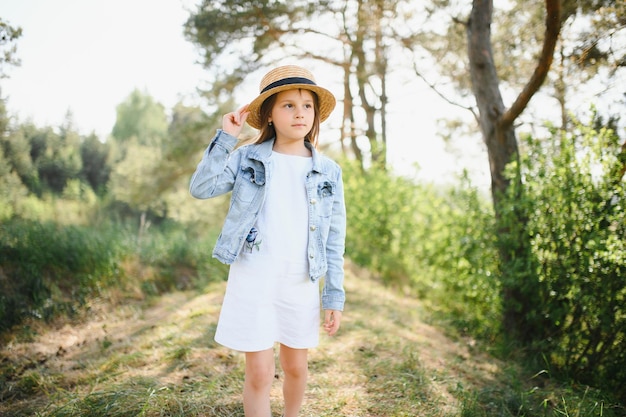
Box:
246;65;336;129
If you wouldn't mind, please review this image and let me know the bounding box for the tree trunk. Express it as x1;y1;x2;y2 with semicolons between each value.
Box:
353;0;387;169
467;0;561;340
341;63;363;165
467;0;519;206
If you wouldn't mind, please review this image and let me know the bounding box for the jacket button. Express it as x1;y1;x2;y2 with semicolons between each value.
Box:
309;253;314;259
310;225;317;231
310;198;317;204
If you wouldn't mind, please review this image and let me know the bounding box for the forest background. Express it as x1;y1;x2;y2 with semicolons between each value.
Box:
1;0;626;415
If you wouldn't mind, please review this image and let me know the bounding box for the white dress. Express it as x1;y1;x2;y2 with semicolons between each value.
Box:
214;151;320;352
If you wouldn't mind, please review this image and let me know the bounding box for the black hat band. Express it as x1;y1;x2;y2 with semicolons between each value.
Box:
260;77;317;94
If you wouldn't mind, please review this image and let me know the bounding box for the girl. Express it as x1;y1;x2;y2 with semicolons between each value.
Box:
189;65;346;417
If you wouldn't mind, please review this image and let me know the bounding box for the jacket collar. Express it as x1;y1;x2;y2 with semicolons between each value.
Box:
249;138;327;174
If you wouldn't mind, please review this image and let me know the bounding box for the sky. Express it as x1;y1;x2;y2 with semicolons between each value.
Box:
0;0;491;186
1;0;206;137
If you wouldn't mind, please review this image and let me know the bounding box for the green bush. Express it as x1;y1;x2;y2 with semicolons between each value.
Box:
135;220;228;293
413;175;500;338
343;161;420;286
343;161;500;339
0;218;228;333
0;219;124;331
499;117;626;400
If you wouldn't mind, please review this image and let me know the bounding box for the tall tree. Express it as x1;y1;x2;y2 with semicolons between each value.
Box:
109;91;170;228
413;0;624;148
399;0;564;339
494;0;625;132
39;129;83;194
184;0;410;169
0;90;29;219
109;142;164;215
467;0;561;204
0;122;39;194
80;133;111;195
0;18;24;217
557;0;625;131
0;18;21;80
111;89;168;147
465;0;561;339
458;0;626;340
160;102;223;222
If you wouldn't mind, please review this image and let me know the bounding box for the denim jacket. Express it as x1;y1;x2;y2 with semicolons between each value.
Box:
189;130;346;311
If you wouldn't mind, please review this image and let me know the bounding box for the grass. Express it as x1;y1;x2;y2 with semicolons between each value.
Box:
0;262;622;417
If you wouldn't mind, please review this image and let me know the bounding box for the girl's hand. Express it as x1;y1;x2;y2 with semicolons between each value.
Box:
323;310;342;336
222;104;250;137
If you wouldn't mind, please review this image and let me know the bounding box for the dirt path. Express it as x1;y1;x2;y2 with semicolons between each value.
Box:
0;262;504;416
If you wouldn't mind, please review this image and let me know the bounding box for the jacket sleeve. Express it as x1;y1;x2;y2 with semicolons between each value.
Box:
321;166;347;311
189;130;241;199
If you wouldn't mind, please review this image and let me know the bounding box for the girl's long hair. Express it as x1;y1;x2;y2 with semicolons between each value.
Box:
248;89;321;149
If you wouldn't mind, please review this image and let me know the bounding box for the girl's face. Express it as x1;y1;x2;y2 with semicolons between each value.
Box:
268;89;315;144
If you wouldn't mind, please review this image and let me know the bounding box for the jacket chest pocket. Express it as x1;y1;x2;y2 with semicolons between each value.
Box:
233;164;266;203
316;180;336;217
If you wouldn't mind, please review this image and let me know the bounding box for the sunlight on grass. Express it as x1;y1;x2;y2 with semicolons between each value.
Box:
1;262;622;416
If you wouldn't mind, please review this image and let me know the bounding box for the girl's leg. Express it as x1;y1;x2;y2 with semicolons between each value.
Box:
244;348;275;417
279;344;308;417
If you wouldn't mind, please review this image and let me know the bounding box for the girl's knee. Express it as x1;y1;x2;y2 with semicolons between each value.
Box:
245;363;275;390
281;359;308;379
279;346;308;379
245;373;274;391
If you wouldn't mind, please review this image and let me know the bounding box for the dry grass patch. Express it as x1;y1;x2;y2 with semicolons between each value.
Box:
1;262;617;416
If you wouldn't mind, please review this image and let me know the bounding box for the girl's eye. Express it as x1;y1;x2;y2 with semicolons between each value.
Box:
285;103;293;108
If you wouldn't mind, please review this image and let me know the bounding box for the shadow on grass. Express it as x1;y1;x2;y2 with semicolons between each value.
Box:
0;283;249;416
2;263;621;417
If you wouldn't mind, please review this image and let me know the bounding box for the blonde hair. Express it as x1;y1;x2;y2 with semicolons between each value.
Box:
249;89;321;149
